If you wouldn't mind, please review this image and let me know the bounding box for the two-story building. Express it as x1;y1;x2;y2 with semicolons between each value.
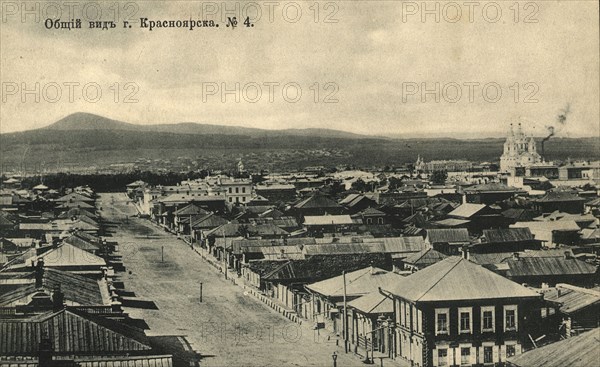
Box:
381;257;542;367
219;178;253;205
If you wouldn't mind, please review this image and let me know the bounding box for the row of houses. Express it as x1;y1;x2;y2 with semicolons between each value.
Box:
124;171;600;367
0;183;193;367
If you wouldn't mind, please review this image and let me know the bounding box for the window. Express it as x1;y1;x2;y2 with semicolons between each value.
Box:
435;309;449;335
483;346;493;364
378;217;384;224
504;306;518;331
460;348;470;365
400;301;406;326
366;218;372;224
228;187;232;193
506;345;516;358
481;306;495;332
459;307;472;334
460;312;470;333
438;349;448;366
235;187;239;193
242;187;246;193
242;197;246;202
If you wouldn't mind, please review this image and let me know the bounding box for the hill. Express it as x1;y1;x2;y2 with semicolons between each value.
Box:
1;113;598;173
43;112;368;140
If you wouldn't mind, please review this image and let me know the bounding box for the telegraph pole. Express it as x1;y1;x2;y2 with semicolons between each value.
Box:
343;270;348;353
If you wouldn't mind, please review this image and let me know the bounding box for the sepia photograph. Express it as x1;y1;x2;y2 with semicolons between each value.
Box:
0;1;599;366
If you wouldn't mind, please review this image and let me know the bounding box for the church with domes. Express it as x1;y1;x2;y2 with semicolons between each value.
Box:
500;123;542;173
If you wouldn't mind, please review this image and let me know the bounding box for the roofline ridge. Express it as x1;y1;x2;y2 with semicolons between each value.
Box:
415;257;463;302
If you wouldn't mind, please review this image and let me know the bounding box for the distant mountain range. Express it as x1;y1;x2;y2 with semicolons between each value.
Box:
1;113;597;172
41;112;372;140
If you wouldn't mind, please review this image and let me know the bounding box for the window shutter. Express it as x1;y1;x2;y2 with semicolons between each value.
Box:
515;343;522;355
500;345;506;362
470;347;476;365
492;346;499;363
432;349;438;367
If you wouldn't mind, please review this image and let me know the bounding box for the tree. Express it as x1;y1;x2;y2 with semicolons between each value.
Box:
351;178;367;192
431;170;448;185
388;177;402;190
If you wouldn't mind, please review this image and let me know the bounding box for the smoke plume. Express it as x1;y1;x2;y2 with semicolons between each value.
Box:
541;103;571;159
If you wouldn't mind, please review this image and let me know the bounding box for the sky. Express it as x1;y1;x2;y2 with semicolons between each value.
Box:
1;0;598;138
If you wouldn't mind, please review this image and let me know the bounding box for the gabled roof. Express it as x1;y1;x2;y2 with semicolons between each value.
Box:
206;223;289;238
0;268;109;306
306;266;401;298
56;192;94;203
56;201;95;209
293;194;342;209
191;213;228;229
426;228;470;244
507;328;600;367
482;228;535;243
339;193;362;205
383;257;539;302
348;292;393;314
248;253;391;282
403;248;447;268
24;243;106;268
534;191;587;203
174;203;210;216
448;203;488;218
501;257;597;277
0;309;151;355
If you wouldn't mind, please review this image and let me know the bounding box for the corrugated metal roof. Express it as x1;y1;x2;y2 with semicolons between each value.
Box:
541;284;600;314
383;257;540;302
507;328;600;367
348;291;393;314
503;257;597;277
404;248;447;267
426;228;470;244
0;309;151;355
0;269;109;307
483;228;535;243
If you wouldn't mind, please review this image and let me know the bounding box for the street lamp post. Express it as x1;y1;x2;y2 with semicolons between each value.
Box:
331;352;337;367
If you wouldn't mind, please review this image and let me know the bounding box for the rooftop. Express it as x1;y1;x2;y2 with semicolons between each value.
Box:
383;257;540;302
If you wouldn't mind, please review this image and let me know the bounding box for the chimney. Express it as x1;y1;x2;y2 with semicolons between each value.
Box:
461;247;470;261
564;251;573;260
35;260;45;288
52;285;64;312
513;252;520;261
38;333;53;367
